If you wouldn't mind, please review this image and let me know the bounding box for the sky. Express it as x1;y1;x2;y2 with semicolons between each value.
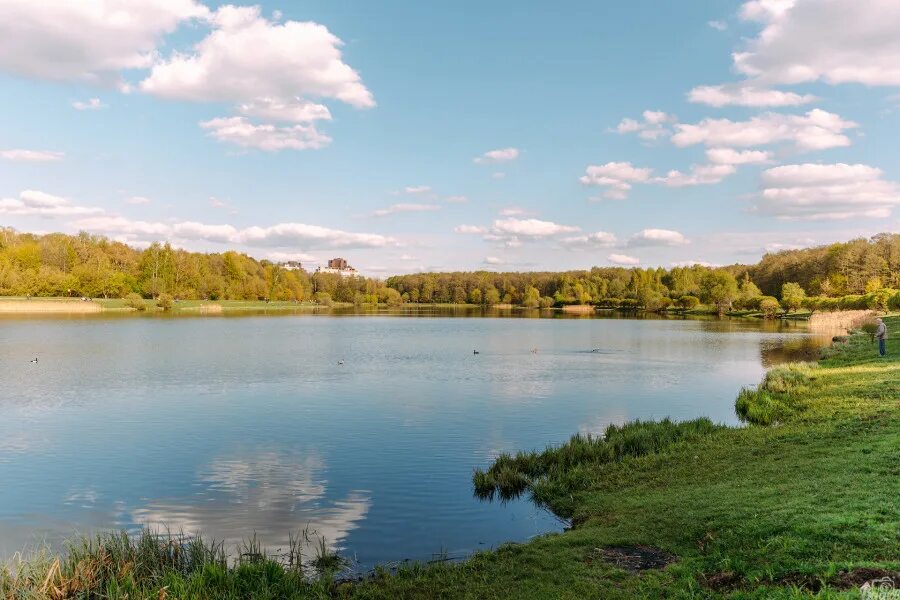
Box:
1;0;899;275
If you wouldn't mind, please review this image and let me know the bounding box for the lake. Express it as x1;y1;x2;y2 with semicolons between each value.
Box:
0;310;828;570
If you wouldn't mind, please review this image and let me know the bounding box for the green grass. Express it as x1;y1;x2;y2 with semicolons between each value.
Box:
3;318;898;599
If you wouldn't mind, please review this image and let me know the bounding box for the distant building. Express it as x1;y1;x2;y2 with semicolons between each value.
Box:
316;257;359;277
280;261;302;271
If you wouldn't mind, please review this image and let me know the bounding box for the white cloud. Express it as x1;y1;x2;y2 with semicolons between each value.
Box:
628;228;690;247
754;162;900;220
199;117;331;151
443;195;468;204
483;256;504;265
267;251;318;263
209;197;227;209
0;0;208;88
72;98;108;111
687;84;816;107
126;196;152;205
735;0;900;87
0;190;102;217
580;162;653;199
560;232;618;249
474;147;519;164
657;164;737;187
73;216;398;249
671;109;857;152
454;224;487;234
237;98;331;123
490;218;579;238
140;5;374;109
498;207;532;217
705;147;773;165
708;20;728;31
614;110;675;140
1;149;64;162
373;203;441;217
608;253;640;266
403;185;431;195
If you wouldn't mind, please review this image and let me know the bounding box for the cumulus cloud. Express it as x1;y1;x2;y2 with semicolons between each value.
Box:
0;0;208;88
608;253;640;266
627;228;690;247
705;147;773;165
489;218;579;238
236;98;331;123
735;0;900;87
671;109;857;152
614;110;676;140
560;232;618;249
0;190;103;217
483;256;504;265
126;196;152;205
657;164;737;187
140;5;374;109
753;162;900;220
687;84;816;107
199;117;331;151
372;203;441;217
708;20;728;31
0;149;64;162
579;162;653;199
474;148;519;164
72;98;108;111
72;216;398;249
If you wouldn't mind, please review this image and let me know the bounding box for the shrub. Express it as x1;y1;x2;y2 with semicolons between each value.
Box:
124;292;146;311
312;291;333;306
759;296;780;318
539;296;555;309
156;293;173;310
860;320;879;342
890;291;900;311
678;295;701;310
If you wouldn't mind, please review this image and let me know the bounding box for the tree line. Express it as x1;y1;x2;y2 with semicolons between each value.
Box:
1;228;899;312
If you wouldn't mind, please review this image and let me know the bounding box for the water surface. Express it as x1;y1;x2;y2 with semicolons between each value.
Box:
0;310;826;569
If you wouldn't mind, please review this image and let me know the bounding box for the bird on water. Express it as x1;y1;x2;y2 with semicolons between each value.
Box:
30;357;38;363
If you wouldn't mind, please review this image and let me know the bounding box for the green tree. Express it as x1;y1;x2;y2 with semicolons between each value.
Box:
781;282;806;312
523;286;541;308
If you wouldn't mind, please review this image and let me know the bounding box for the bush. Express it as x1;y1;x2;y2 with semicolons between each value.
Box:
156;293;173;311
677;295;701;310
539;296;555;309
759;296;780;318
124;292;146;311
312;291;333;306
890;291;900;311
860;320;879;342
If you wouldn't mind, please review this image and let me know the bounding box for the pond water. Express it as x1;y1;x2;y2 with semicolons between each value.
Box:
0;310;828;569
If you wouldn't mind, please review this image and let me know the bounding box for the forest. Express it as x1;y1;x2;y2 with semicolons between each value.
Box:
1;228;899;312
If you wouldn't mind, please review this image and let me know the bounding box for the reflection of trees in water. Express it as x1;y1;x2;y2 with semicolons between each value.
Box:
130;450;370;557
759;336;829;368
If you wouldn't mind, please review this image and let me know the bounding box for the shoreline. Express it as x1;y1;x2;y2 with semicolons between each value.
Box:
3;317;896;598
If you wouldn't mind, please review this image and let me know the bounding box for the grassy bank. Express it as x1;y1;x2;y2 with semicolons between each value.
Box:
3;319;898;599
0;297;341;315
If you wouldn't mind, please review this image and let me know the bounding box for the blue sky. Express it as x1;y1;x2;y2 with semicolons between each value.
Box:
1;0;899;274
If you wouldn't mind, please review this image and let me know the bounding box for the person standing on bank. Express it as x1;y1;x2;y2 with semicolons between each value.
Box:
875;317;888;357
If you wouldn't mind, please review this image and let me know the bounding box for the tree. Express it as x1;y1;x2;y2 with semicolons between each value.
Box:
484;287;501;306
700;271;738;314
759;296;780;318
469;288;483;305
781;282;806;312
523;286;541;308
